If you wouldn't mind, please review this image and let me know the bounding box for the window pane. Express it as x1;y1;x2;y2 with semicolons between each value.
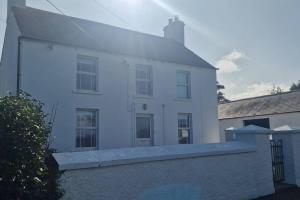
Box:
136;117;151;138
76;110;97;148
178;129;190;144
177;85;188;98
178;114;192;144
177;72;188;84
136;65;152;96
136;80;151;96
80;74;91;90
80;129;92;147
76;129;81;147
77;56;98;91
78;57;97;73
178;115;189;128
136;70;149;80
92;130;96;147
90;75;97;91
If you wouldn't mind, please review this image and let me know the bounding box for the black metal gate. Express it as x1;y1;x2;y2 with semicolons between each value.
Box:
270;139;285;183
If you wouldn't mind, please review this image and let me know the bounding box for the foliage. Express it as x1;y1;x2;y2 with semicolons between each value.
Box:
270;85;284;95
217;82;230;103
0;92;63;200
218;91;230;103
290;81;300;91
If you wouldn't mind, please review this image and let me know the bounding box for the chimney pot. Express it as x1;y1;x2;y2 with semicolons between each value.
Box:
174;15;179;21
7;0;26;23
163;16;185;45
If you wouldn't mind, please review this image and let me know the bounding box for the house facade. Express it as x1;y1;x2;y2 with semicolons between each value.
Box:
0;1;220;152
219;91;300;142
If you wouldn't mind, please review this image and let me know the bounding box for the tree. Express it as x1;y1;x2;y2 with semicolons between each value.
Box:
217;82;230;103
0;92;63;200
290;81;300;91
270;85;284;95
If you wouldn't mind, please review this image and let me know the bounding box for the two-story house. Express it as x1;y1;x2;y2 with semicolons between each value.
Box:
0;0;220;152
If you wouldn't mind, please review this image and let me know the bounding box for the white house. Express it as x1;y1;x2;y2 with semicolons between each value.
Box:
219;90;300;142
0;1;220;152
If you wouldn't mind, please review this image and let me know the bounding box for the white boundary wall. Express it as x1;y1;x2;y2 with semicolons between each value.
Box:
54;132;274;200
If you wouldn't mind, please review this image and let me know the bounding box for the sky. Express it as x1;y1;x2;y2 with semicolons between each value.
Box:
1;0;300;100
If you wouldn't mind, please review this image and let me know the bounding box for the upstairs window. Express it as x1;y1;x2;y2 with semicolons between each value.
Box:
76;56;98;91
136;64;153;96
76;109;98;149
176;71;191;99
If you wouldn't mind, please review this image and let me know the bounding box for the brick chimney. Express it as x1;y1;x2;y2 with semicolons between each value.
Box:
7;0;26;22
163;16;185;45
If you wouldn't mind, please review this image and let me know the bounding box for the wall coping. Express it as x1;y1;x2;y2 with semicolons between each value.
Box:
225;125;274;135
53;142;256;170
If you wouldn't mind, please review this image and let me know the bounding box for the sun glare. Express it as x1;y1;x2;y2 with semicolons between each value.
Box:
126;0;138;5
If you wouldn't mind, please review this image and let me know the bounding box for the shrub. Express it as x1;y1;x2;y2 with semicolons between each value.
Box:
0;92;63;200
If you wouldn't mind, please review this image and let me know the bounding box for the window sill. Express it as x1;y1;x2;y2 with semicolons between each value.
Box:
134;95;155;100
174;98;192;102
72;90;103;96
75;147;98;152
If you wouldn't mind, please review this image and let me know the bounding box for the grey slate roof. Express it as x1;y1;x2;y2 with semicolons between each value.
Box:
12;6;215;69
219;91;300;120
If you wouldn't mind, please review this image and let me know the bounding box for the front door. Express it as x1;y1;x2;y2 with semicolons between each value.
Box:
135;114;153;147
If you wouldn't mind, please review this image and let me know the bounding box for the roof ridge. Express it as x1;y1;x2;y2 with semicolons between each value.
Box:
15;6;173;46
11;6;215;69
219;89;300;105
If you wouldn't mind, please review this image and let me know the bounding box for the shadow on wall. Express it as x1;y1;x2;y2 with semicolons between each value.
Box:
136;184;201;200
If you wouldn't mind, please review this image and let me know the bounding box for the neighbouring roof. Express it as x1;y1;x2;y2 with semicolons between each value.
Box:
11;6;215;69
219;90;300;120
225;125;273;134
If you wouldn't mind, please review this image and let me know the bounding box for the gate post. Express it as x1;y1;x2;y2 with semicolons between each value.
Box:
226;125;275;194
273;127;300;186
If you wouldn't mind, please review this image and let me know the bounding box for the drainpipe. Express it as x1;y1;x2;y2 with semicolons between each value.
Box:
16;36;22;95
162;104;166;144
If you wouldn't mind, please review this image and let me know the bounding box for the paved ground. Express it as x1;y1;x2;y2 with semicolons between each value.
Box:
253;187;300;200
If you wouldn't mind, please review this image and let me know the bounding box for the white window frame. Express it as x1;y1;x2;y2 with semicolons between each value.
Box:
76;55;99;92
75;109;98;150
177;113;192;144
136;64;153;97
176;70;191;99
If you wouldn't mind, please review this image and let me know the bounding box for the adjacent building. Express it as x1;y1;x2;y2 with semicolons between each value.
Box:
219;91;300;141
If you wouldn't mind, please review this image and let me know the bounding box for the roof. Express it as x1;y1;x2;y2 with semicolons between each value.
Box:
12;6;215;69
219;90;300;120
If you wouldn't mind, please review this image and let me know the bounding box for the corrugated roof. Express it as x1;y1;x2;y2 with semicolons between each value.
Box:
12;6;215;69
219;90;300;120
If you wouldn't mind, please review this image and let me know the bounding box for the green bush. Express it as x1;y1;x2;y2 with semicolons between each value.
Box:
0;92;63;200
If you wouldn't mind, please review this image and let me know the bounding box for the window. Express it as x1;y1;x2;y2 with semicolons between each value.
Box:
76;56;98;91
136;116;151;139
136;64;153;96
178;113;192;144
243;118;270;129
176;71;190;98
76;109;98;149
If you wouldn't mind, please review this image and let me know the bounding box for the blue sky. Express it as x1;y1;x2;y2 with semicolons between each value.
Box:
1;0;300;100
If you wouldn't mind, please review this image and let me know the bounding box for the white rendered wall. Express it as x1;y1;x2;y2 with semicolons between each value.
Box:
219;112;300;142
54;134;274;200
19;39;219;152
0;13;21;96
